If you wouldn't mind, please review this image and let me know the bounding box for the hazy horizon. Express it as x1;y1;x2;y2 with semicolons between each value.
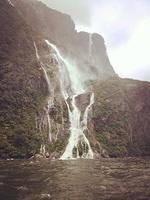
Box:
40;0;150;81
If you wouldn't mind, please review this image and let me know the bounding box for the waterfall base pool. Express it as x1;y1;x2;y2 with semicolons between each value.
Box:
0;158;150;200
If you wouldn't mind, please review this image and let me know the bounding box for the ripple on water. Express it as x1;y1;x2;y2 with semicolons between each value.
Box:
0;158;150;200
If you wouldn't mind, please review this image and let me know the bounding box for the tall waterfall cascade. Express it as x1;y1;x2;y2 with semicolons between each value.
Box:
45;40;94;160
34;37;95;160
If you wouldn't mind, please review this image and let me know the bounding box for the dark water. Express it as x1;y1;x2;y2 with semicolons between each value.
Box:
0;158;150;200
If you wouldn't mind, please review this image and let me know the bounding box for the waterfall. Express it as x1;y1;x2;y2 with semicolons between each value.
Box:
7;0;14;7
59;93;94;159
34;42;53;143
45;40;94;160
89;33;93;61
40;144;46;156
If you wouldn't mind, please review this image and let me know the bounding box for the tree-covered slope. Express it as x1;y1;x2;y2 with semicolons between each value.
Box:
92;78;150;157
0;0;47;158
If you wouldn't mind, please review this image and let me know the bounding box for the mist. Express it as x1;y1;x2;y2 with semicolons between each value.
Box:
40;0;91;26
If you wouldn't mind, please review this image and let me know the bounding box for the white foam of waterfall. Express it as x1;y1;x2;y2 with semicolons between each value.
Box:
40;144;46;156
60;93;94;159
45;40;85;96
34;42;53;142
7;0;14;7
45;40;94;160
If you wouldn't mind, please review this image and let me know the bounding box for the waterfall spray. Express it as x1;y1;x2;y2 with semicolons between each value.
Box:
89;33;93;61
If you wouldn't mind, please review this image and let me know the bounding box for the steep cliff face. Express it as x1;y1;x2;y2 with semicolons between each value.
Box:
12;0;116;80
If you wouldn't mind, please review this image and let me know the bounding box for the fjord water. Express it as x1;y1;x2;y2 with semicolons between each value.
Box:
0;158;150;200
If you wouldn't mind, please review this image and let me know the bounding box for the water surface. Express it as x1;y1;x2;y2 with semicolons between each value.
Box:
0;158;150;200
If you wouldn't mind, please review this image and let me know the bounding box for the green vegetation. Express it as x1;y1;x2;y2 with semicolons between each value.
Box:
94;102;129;157
0;60;47;158
92;78;150;157
0;0;50;159
48;138;68;153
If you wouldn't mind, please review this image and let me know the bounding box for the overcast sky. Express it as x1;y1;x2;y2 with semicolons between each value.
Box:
40;0;150;81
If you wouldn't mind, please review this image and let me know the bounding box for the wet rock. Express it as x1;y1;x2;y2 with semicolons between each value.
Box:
100;186;107;190
50;152;60;160
45;152;50;158
31;154;46;162
17;186;29;191
101;149;109;158
40;193;51;200
94;153;101;159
